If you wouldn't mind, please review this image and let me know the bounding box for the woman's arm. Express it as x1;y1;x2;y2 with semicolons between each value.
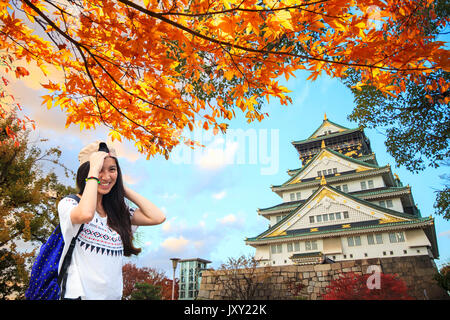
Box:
70;151;108;224
125;186;166;226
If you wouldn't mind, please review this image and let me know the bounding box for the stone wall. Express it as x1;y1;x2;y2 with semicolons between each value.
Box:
197;256;448;300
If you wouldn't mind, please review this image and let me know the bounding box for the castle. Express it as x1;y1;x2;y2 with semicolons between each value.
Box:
245;115;439;267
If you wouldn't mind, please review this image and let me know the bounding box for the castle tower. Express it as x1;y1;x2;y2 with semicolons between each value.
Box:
245;117;439;266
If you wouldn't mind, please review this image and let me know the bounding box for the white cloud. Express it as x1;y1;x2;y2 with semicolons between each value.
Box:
438;230;450;239
196;138;239;170
160;236;190;253
212;190;227;200
217;214;237;225
158;192;179;200
122;173;140;185
161;217;179;233
193;241;204;250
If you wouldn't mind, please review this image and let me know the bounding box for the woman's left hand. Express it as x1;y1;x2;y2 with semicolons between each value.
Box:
124;186;166;226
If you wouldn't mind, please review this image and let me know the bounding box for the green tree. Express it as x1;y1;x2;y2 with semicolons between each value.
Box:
0;114;76;299
342;0;449;219
434;161;450;220
130;282;162;300
434;262;450;292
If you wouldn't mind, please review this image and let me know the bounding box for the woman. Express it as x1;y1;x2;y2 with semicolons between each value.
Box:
57;141;166;300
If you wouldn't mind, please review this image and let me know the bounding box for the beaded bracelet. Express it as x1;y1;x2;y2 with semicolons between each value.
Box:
85;176;100;184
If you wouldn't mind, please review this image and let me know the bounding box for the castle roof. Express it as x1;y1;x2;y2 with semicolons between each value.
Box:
258;186;416;216
248;184;432;245
280;147;380;187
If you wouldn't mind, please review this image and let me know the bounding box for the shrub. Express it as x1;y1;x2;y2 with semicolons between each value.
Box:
322;272;413;300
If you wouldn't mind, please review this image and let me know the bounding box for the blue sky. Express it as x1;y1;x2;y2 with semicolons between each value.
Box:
8;59;450;278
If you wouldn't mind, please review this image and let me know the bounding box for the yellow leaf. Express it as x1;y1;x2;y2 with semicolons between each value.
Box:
41;95;53;109
273;10;293;31
109;130;122;142
223;0;232;10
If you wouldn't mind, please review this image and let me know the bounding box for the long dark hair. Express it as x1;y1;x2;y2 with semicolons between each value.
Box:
76;158;141;256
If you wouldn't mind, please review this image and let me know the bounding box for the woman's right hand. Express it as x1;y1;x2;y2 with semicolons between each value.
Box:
88;151;109;176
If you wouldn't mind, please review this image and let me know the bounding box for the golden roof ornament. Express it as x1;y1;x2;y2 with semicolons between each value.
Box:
320;175;327;185
321;140;326;149
324;113;327;121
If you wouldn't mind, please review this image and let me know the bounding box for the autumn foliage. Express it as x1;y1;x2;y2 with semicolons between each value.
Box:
322;272;414;300
122;263;178;300
0;0;448;158
0;55;35;146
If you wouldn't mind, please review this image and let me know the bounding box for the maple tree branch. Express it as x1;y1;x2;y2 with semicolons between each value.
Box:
93;91;113;130
20;0;168;140
220;43;256;89
21;0;173;115
158;0;331;17
77;46;160;139
118;0;432;72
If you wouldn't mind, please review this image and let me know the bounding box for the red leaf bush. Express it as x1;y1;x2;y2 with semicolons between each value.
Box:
322;272;414;300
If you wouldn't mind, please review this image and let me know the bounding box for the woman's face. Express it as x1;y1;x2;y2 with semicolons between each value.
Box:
97;157;118;195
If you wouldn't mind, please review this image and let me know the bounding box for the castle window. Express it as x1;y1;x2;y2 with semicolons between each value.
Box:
309;216;315;223
367;234;375;245
333;168;338;174
294;242;300;251
287;242;293;252
388;232;396;243
305;240;317;251
379;200;386;207
386;199;393;208
368;180;374;188
329;213;335;221
322;170;327;176
360;181;367;190
328;169;332;175
317;171;322;177
270;244;282;254
389;232;405;243
335;212;341;219
296;192;301;200
290;193;295;201
271;244;282;254
343;211;349;219
342;184;348;192
316;215;322;222
348;237;353;246
335;185;341;191
347;236;361;247
375;234;383;244
322;214;328;222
